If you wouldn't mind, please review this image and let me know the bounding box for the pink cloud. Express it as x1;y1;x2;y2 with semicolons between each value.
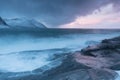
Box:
60;4;120;28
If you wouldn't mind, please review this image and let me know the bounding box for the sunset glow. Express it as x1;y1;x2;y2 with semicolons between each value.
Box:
60;4;120;28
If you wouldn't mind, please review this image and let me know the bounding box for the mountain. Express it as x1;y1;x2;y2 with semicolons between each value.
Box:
0;17;9;29
0;17;47;29
0;17;7;25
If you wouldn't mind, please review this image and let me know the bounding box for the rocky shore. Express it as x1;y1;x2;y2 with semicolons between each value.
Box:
0;36;120;80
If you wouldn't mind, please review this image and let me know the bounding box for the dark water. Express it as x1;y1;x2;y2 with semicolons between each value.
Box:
0;29;120;37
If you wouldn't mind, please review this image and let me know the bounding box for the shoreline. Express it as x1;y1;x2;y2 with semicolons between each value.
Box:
0;36;120;80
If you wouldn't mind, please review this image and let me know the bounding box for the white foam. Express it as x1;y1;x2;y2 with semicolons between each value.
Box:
115;71;120;80
0;32;119;72
0;52;50;72
0;32;119;54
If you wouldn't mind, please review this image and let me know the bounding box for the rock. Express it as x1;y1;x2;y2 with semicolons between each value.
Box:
0;17;7;25
102;36;120;43
80;36;120;70
81;36;120;58
48;69;118;80
73;53;111;69
110;62;120;70
6;69;118;80
1;36;120;80
85;40;99;46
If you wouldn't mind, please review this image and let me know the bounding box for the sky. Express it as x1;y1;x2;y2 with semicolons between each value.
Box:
0;0;120;28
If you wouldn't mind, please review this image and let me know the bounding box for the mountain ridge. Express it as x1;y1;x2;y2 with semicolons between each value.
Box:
0;17;47;29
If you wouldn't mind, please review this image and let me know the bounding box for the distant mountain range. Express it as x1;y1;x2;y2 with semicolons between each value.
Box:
0;17;47;30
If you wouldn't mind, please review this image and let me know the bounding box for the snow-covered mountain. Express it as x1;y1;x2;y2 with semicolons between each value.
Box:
0;17;7;25
0;17;9;29
0;17;47;29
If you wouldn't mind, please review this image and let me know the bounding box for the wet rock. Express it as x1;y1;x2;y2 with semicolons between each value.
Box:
73;53;111;69
85;40;99;46
1;36;120;80
110;62;120;70
48;69;118;80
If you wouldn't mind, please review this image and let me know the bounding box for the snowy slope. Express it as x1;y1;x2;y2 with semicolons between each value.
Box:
5;18;46;29
0;17;9;29
0;17;47;29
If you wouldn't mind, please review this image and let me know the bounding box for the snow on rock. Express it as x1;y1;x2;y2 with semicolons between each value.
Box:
0;17;7;25
5;18;46;29
0;17;47;29
0;17;9;29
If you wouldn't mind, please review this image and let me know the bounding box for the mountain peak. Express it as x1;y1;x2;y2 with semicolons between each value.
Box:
0;17;7;25
0;17;47;29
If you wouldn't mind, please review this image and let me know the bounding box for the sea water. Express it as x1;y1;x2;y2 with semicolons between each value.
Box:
0;29;120;72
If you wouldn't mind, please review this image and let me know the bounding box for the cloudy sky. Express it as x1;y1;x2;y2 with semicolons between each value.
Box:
0;0;120;28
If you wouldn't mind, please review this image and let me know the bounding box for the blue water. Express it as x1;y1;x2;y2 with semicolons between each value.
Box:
0;29;120;72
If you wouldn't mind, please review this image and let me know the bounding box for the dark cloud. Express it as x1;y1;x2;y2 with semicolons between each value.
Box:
0;0;119;27
110;0;120;10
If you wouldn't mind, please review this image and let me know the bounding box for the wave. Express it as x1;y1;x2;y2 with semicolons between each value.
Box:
0;31;120;72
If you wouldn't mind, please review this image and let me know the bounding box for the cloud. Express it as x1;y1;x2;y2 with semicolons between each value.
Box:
60;3;120;28
0;0;113;27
